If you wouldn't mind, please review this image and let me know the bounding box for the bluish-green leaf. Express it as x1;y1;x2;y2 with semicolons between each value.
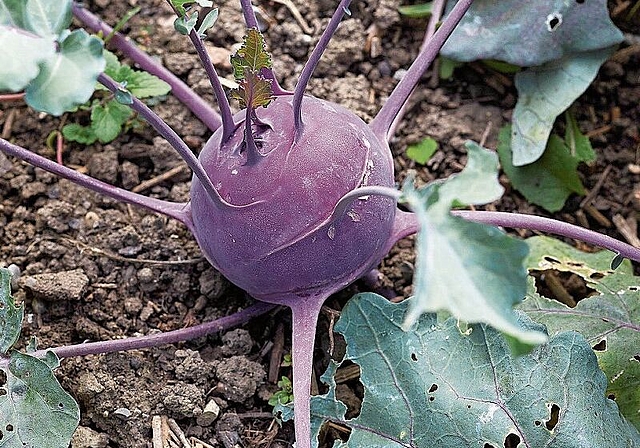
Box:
310;293;640;447
441;0;623;67
20;0;72;37
25;29;105;116
0;351;79;448
0;268;23;354
0;27;54;92
401;142;546;346
197;7;218;37
497;126;585;212
520;236;640;429
511;48;614;166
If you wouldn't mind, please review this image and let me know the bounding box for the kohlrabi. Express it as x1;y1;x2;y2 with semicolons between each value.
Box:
2;0;640;447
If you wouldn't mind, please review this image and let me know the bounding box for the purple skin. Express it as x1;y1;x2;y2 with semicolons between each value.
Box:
2;0;640;446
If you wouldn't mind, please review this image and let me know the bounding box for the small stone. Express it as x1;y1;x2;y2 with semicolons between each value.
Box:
196;399;221;426
71;426;109;448
113;407;132;420
20;269;89;301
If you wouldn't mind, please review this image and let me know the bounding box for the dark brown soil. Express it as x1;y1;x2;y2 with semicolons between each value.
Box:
1;1;639;447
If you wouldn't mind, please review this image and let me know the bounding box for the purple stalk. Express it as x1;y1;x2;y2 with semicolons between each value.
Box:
389;209;640;263
370;0;474;140
98;73;234;211
0;303;275;368
0;138;191;226
72;2;222;132
187;29;235;143
292;0;353;137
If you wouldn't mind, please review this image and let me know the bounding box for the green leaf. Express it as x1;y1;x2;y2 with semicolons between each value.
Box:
519;236;640;429
197;7;218;37
0;268;23;354
125;70;171;98
401;142;547;347
25;29;105;116
441;0;623;67
61;123;98;145
230;28;272;80
482;59;521;74
90;100;133;143
511;48;614;165
174;11;198;35
20;0;72;37
406;137;438;164
0;351;79;448
438;56;462;80
0;27;55;92
564;110;596;163
497;126;585;213
170;0;212;17
310;293;640;447
398;2;432;18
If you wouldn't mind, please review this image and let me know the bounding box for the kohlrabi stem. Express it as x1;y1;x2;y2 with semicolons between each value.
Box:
98;73;241;211
0;138;191;226
243;106;263;165
0;303;276;368
187;29;235;143
284;296;327;448
72;2;222;132
329;185;401;223
292;0;353;138
240;0;259;28
387;0;446;139
389;208;640;263
370;0;474;141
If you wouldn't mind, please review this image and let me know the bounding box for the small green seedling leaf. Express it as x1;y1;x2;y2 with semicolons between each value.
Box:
0;268;23;354
231;28;273;80
268;376;294;406
62;123;98;145
481;59;521;74
398;2;433;18
564;110;596;163
520;236;640;429
406;137;438;164
497;126;585;213
90;100;134;143
25;29;105;116
310;293;640;447
0;351;80;448
197;8;218;37
438;56;463;80
102;50;170;99
401;142;547;348
511;48;614;165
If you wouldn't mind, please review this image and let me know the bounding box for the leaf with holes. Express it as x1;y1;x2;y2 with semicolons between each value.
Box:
309;293;640;447
0;351;79;447
440;0;623;67
519;236;640;429
401;141;547;349
0;269;23;355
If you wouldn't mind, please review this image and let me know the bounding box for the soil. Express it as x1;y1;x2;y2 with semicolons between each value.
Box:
1;1;639;447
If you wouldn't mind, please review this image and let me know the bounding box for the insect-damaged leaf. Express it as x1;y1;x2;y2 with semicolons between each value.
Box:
0;268;23;354
230;71;274;109
230;28;272;80
309;293;640;447
0;351;79;448
402;142;547;348
520;236;640;429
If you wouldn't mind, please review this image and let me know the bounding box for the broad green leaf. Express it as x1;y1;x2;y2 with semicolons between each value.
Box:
0;0;26;28
25;29;105;116
310;293;640;447
62;123;98;145
405;137;438;164
21;0;72;37
0;268;23;354
0;351;79;448
498;126;585;213
231;28;272;80
520;236;640;429
398;2;432;18
511;48;614;165
564;110;596;163
402;142;547;347
0;27;55;92
90;100;133;143
441;0;623;67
